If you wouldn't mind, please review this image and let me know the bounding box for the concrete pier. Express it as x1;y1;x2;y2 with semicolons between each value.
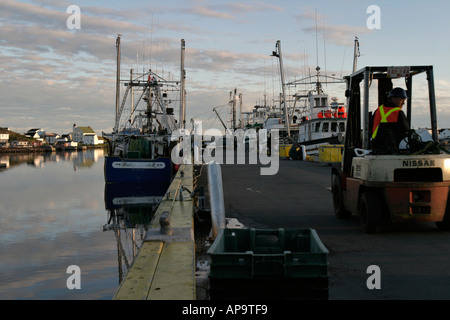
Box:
113;163;195;300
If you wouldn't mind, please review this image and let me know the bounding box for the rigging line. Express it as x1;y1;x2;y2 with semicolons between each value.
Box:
190;110;216;122
205;115;216;131
315;8;319;69
323;9;328;87
340;47;347;78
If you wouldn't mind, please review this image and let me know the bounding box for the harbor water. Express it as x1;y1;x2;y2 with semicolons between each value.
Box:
0;149;165;300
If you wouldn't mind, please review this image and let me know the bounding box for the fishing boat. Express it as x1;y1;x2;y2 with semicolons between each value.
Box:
290;69;347;156
270;38;360;157
103;36;186;184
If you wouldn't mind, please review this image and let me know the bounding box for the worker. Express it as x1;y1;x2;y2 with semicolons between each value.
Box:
371;87;410;152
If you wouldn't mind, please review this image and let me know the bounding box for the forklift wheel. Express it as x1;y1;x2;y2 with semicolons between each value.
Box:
359;191;382;233
332;175;352;219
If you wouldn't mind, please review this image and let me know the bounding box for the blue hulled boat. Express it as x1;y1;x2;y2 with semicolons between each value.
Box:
103;36;186;184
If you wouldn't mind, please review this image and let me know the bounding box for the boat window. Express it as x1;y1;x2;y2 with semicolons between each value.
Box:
315;123;320;133
314;98;321;107
322;122;329;133
331;122;337;132
339;122;345;132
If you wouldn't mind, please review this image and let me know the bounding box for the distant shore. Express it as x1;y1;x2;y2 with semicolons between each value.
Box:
0;144;107;154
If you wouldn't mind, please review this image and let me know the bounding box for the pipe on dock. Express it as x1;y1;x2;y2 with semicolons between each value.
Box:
207;162;226;239
301;145;306;160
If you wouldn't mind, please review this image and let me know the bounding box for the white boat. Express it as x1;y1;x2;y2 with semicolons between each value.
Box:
269;38;361;158
291;74;347;156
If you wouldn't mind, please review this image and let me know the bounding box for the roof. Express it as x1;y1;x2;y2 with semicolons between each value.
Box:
75;126;96;134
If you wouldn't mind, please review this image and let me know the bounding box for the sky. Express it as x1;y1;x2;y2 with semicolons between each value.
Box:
1;0;450;135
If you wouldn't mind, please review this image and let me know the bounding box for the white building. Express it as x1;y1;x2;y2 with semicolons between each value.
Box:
25;128;45;139
72;125;103;145
0;131;9;147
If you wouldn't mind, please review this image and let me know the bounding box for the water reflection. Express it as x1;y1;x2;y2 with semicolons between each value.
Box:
0;148;105;171
0;148;171;299
103;182;169;284
0;148;133;299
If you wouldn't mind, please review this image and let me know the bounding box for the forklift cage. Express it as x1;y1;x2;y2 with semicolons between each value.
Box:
342;65;438;174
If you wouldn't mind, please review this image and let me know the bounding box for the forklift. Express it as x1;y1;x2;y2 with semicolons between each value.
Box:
331;65;450;233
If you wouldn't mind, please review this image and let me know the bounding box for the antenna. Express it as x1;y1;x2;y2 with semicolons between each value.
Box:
150;14;154;70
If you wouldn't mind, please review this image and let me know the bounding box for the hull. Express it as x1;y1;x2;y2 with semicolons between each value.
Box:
299;136;342;156
104;156;172;184
104;182;169;210
297;118;346;156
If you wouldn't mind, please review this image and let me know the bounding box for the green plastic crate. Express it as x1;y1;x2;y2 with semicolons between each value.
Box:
207;228;329;279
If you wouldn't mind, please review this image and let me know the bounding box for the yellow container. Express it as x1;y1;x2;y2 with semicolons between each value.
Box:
318;145;343;163
279;144;293;158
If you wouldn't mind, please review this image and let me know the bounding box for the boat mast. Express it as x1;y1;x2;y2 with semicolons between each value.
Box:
315;9;321;95
146;73;152;133
346;36;360;115
272;40;291;138
239;93;243;129
115;34;122;132
230;88;237;130
352;36;360;73
180;39;186;130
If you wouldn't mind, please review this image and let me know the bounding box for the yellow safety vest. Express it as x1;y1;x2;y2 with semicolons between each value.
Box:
372;105;401;139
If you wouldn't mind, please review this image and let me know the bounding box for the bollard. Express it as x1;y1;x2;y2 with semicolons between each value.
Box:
159;211;173;236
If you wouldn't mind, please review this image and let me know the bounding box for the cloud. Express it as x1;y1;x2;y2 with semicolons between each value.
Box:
188;5;236;20
226;2;284;14
295;9;370;46
185;1;284;21
302;24;369;46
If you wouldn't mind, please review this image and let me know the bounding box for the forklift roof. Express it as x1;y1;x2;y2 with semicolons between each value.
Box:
345;65;433;81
